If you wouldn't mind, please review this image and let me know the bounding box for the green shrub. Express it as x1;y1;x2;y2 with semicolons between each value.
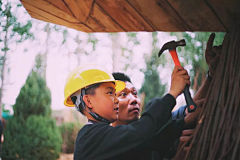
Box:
59;122;83;153
13;72;51;119
2;115;62;160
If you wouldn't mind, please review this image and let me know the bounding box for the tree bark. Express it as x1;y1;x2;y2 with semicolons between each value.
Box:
174;19;240;160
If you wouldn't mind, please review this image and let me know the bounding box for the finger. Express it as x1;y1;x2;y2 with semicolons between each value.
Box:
175;66;184;71
206;33;215;56
212;45;222;54
180;136;191;142
182;129;195;136
172;66;184;74
184;147;190;151
195;98;205;104
185;79;191;86
181;75;190;80
176;69;188;75
181;79;191;86
195;99;205;108
198;98;205;101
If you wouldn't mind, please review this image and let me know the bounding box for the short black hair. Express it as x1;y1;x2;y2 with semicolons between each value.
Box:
85;83;101;95
112;72;132;83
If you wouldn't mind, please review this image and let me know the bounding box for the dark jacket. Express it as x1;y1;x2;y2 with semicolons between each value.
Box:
152;105;186;160
74;94;177;160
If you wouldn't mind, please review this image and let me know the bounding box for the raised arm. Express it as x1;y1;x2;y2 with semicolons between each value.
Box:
193;33;222;102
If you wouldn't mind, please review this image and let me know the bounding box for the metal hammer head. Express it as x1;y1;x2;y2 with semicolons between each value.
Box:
158;39;186;57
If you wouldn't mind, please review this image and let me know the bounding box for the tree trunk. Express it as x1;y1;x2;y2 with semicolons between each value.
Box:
193;70;200;91
111;33;121;72
0;4;10;119
43;23;50;80
174;19;240;160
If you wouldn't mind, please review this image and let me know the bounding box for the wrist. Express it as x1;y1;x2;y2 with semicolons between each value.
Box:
168;90;178;99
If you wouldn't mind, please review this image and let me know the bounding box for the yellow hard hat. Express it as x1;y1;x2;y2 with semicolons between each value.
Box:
64;64;125;107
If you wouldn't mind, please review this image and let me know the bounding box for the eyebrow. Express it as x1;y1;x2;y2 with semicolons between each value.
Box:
132;87;137;90
106;87;115;91
119;87;136;93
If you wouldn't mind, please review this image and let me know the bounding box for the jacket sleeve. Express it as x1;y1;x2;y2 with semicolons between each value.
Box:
82;94;176;159
150;105;186;159
151;105;186;150
153;118;185;149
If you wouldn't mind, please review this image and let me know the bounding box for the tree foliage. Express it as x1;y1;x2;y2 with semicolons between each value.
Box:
2;115;62;160
13;71;51;119
140;61;166;109
140;32;166;111
171;32;225;91
0;0;33;119
121;32;140;71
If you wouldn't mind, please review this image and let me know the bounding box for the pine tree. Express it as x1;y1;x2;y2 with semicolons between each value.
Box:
2;56;62;159
13;71;51;119
2;115;62;160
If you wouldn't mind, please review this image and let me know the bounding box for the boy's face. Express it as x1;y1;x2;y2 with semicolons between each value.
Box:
89;82;119;123
116;82;141;124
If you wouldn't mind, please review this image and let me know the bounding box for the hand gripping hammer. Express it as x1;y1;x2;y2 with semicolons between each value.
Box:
158;39;196;113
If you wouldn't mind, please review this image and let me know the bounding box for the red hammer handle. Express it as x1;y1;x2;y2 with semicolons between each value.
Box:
169;50;181;66
169;50;197;113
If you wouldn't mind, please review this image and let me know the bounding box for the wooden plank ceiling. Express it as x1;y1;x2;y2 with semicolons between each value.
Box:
21;0;240;33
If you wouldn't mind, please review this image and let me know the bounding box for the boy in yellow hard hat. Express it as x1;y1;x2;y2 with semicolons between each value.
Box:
64;64;190;160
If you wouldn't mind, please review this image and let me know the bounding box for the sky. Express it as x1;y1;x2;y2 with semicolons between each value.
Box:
3;0;191;113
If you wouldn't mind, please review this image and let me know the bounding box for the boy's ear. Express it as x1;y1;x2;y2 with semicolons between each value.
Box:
83;95;93;109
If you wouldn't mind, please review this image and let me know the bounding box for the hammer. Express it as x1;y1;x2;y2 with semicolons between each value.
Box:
158;39;196;113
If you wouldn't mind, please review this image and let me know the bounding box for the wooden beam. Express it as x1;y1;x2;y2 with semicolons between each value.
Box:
46;0;73;16
205;0;240;32
86;17;106;32
21;0;79;23
28;10;61;25
63;0;94;23
21;0;237;32
128;0;191;31
86;3;125;32
168;0;226;32
22;2;73;26
22;1;93;32
96;0;154;32
70;23;94;32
